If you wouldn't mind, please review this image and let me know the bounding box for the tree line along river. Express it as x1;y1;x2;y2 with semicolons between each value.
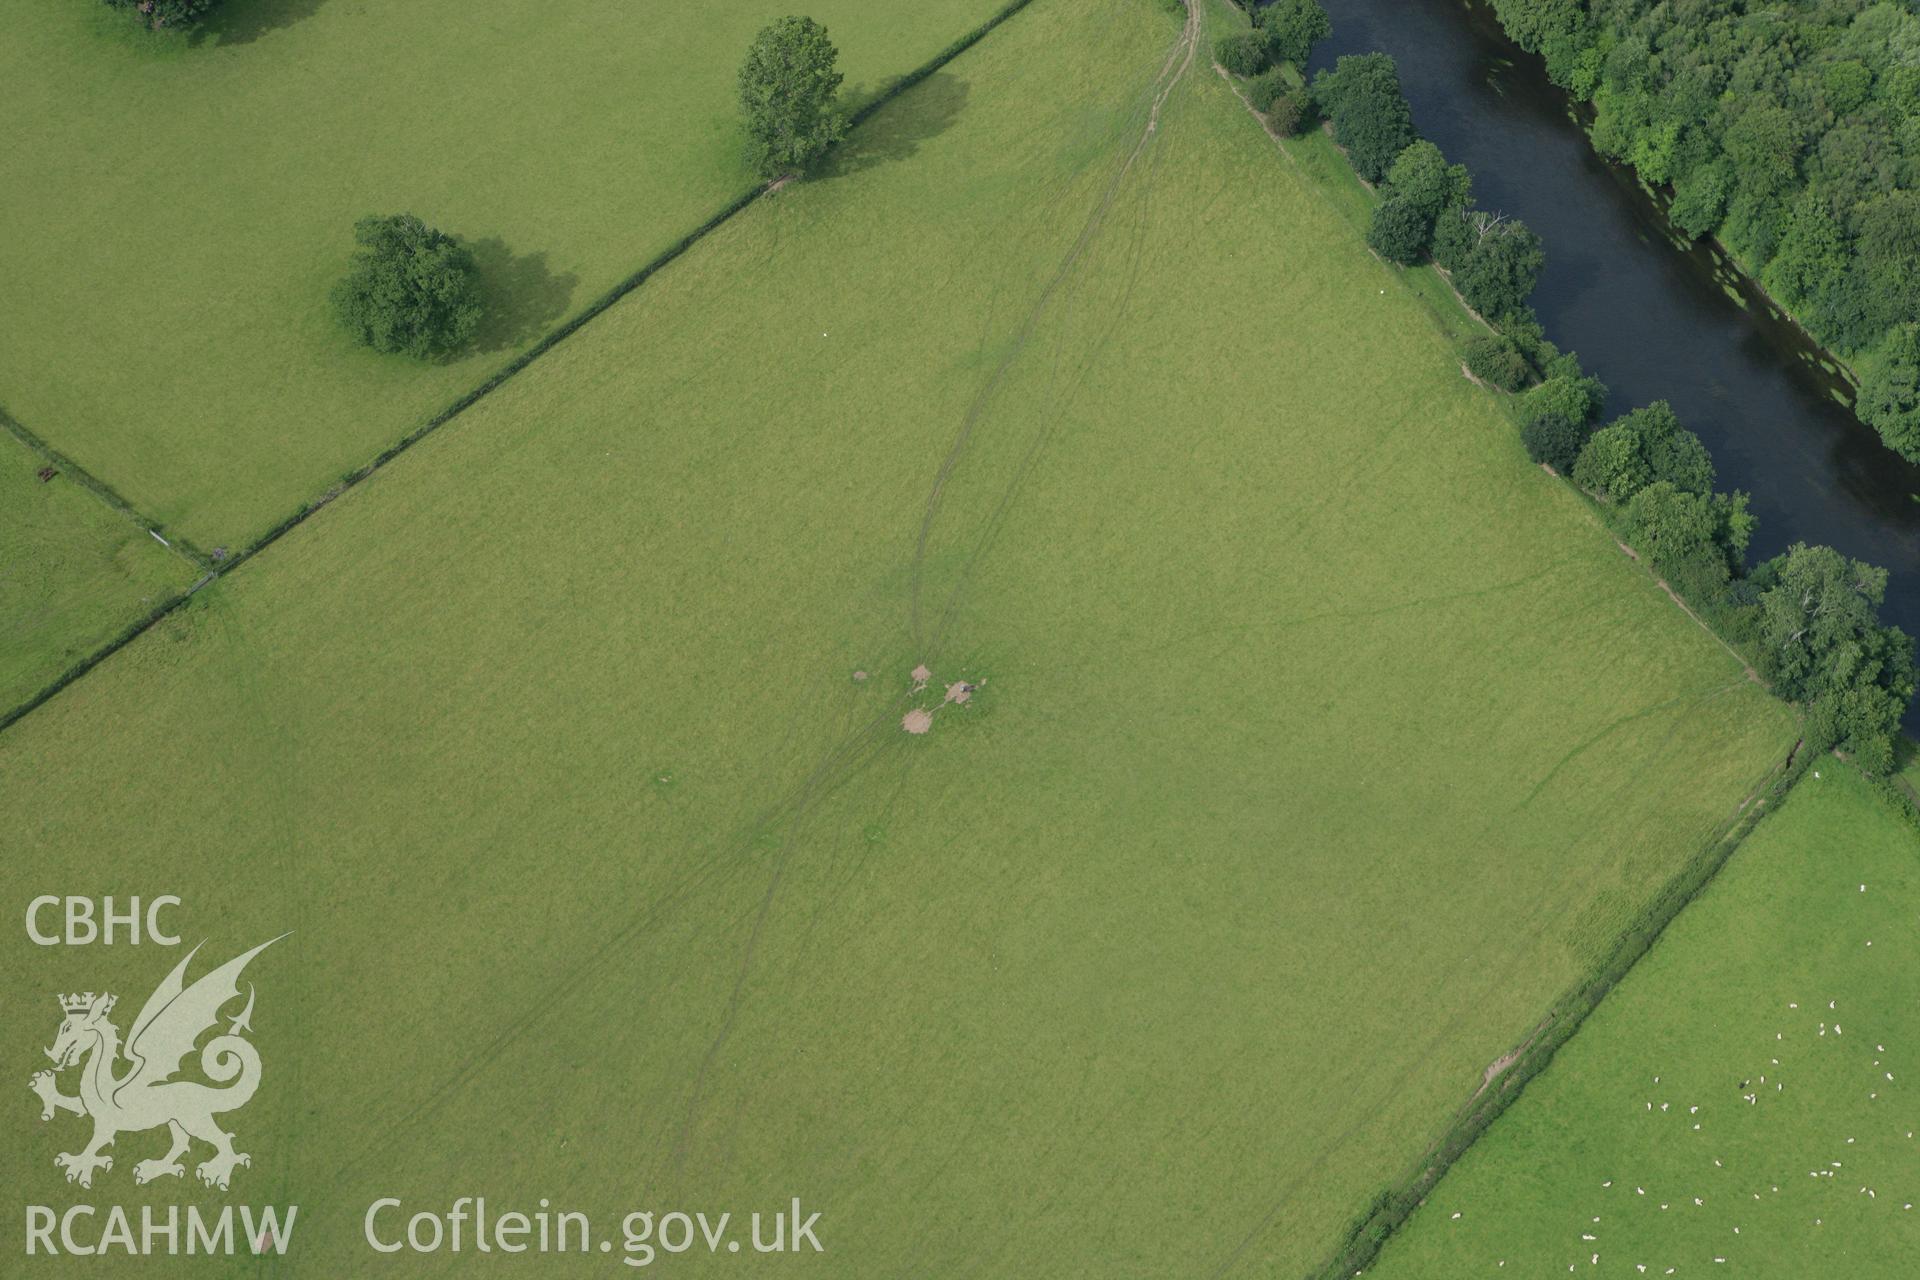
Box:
1311;0;1920;724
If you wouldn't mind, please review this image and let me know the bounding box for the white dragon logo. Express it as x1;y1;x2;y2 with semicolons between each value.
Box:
29;937;284;1191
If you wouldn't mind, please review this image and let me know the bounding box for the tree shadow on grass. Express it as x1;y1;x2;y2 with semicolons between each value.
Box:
821;73;970;180
190;0;330;47
463;238;580;355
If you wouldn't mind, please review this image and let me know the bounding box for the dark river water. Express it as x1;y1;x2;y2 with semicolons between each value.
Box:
1311;0;1920;713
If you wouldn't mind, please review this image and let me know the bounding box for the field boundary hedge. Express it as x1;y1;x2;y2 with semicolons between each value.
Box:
1203;41;1829;1275
1869;755;1920;835
221;0;1044;580
0;570;214;735
1201;18;1869;1273
0;0;1043;739
1305;739;1809;1280
1;403;212;570
1;402;216;736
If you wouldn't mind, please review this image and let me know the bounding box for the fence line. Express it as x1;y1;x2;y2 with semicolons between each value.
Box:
1;0;1043;738
1;404;211;570
1307;740;1809;1279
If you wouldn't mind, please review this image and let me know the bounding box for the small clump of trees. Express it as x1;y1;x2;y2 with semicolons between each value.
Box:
1311;53;1415;184
1260;0;1331;68
1523;369;1607;433
1214;2;1325;135
331;214;483;361
1217;0;1330;78
1753;545;1915;774
1521;413;1587;473
1244;69;1288;114
1570;400;1713;502
1433;208;1544;327
1517;367;1607;471
1366;140;1471;265
1558;394;1915;772
1622;481;1753;600
1306;54;1553;400
1362;136;1547;341
1436;205;1551;326
1213;30;1272;79
1463;335;1529;391
738;16;848;181
1318;69;1545;337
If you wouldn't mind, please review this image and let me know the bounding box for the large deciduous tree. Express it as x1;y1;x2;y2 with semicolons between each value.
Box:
1859;326;1920;461
1311;53;1416;184
330;214;483;361
1433;209;1543;323
1571;401;1713;503
1522;370;1607;430
1520;413;1587;473
1366;198;1433;266
1623;481;1753;598
1259;0;1331;68
1381;141;1471;223
1753;544;1915;773
1367;140;1472;265
738;16;848;180
1214;31;1273;79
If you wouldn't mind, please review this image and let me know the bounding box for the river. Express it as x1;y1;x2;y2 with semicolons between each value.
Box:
1311;0;1920;714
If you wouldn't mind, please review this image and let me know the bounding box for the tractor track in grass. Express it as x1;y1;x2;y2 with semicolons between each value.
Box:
330;691;911;1184
667;0;1203;1183
327;0;1206;1199
908;0;1199;653
337;8;1777;1260
1216;51;1768;695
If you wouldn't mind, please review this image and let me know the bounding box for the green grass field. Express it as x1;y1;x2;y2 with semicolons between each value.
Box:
3;0;1796;1274
0;0;1008;551
1368;765;1920;1278
0;432;196;711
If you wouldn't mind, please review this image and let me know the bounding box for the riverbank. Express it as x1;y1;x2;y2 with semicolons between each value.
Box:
1312;0;1920;731
1228;25;1803;730
1478;0;1873;409
1201;23;1909;1277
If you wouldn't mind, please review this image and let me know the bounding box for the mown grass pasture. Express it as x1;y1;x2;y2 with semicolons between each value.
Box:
3;0;1795;1274
0;0;1010;550
1370;765;1920;1278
